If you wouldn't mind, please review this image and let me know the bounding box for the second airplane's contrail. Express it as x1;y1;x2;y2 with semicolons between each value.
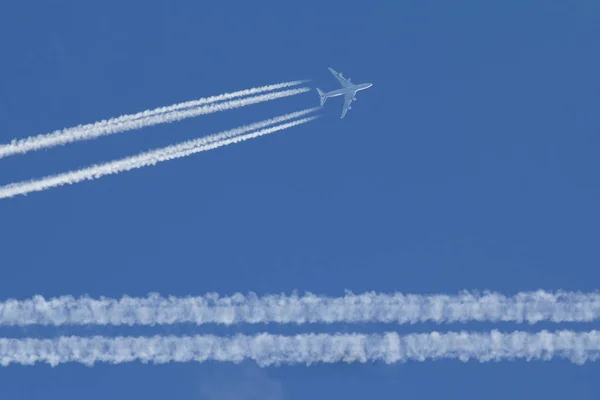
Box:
0;85;309;159
1;330;598;367
0;290;598;326
0;109;320;199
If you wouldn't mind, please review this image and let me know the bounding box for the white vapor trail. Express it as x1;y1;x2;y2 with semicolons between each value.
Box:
0;110;319;199
0;290;598;326
1;330;599;367
111;80;309;120
0;86;310;158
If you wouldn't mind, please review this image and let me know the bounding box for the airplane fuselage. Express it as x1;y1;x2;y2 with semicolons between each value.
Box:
321;83;372;99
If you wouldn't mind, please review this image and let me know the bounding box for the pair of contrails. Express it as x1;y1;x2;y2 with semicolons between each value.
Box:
0;80;318;199
1;290;599;366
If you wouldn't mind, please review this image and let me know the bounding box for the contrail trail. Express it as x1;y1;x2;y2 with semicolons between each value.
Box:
1;330;598;367
0;110;319;199
107;80;309;120
0;290;598;326
0;86;310;159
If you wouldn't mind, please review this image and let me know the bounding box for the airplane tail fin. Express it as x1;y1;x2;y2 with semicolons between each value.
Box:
316;88;327;106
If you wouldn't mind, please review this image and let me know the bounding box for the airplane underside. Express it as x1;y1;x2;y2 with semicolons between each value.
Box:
316;67;372;118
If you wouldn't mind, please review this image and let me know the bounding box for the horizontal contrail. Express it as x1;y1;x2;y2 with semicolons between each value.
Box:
106;80;310;121
0;86;310;159
1;330;598;367
0;110;319;199
0;290;598;326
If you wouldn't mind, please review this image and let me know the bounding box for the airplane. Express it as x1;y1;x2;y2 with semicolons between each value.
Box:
316;67;373;118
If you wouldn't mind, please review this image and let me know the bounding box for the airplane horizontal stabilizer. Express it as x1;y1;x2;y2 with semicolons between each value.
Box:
316;88;327;106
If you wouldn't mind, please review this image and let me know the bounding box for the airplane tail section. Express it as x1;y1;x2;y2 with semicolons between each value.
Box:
316;88;327;106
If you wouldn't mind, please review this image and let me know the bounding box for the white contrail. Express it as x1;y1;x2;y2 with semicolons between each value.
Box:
0;110;319;199
0;290;598;326
0;86;310;159
1;330;599;367
107;80;309;120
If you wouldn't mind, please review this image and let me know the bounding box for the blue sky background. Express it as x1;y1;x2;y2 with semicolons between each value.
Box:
1;1;600;398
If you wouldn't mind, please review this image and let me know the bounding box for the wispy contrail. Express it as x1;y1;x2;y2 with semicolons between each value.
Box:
108;80;309;121
0;110;319;199
1;330;598;367
0;290;598;326
0;86;310;159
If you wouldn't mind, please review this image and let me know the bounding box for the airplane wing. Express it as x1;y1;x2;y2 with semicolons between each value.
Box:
328;67;352;88
340;93;354;119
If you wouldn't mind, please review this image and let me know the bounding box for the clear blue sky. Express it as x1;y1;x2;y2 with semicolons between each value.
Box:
1;1;600;399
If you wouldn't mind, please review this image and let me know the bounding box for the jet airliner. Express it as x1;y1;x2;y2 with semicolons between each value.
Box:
316;67;373;118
